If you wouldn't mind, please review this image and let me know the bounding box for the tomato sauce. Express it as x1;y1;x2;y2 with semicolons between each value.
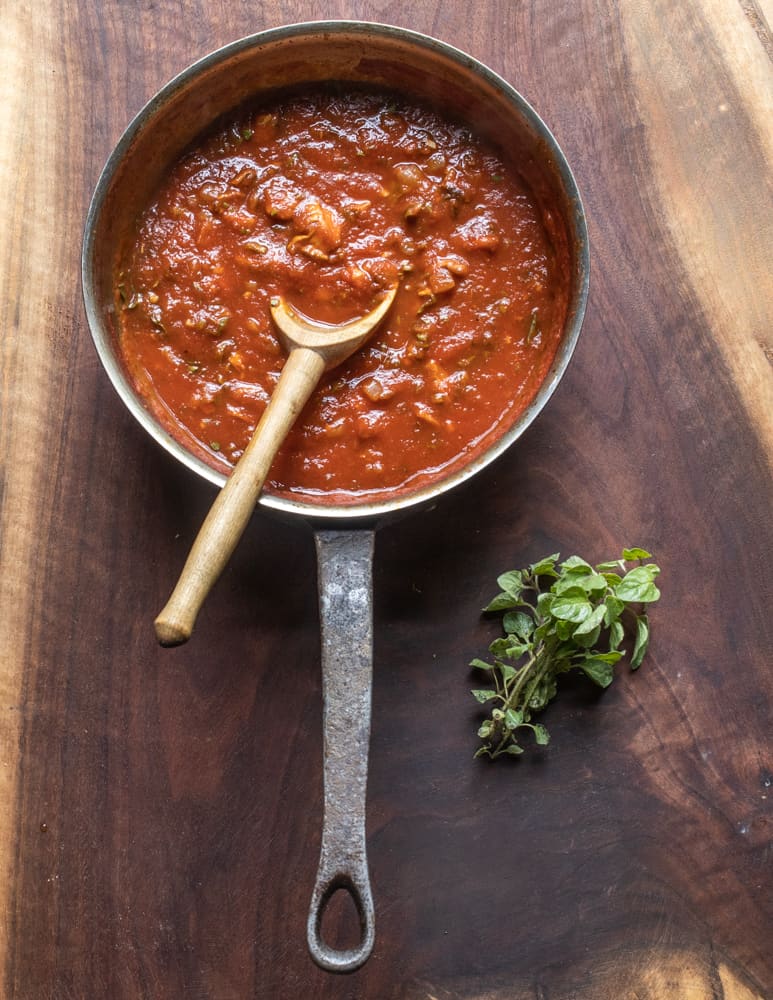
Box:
116;86;570;504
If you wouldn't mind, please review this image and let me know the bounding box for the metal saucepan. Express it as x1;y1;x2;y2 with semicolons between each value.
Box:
82;21;589;973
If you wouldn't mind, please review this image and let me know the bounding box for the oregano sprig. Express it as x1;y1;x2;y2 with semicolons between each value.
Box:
471;548;661;759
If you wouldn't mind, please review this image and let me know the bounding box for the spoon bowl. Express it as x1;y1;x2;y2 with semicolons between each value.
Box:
270;286;397;365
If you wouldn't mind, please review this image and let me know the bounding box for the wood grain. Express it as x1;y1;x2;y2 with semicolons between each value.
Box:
0;1;771;998
0;0;86;972
622;0;773;458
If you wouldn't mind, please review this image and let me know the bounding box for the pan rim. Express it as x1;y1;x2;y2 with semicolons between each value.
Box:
81;19;589;522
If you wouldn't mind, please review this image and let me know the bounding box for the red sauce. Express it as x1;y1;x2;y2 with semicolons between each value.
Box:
116;87;569;504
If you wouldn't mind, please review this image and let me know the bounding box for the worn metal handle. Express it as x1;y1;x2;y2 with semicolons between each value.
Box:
309;529;375;973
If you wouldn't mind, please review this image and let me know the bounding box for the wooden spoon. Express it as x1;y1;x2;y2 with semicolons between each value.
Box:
154;285;397;646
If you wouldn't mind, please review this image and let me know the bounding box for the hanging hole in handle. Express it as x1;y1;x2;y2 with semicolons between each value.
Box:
308;872;375;974
321;884;364;950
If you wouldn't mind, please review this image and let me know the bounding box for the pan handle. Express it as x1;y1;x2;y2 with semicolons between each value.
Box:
309;529;376;973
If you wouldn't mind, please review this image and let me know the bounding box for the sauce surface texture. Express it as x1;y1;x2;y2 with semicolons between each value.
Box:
117;87;569;504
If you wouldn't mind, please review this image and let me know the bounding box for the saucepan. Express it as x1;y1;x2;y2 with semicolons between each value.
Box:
82;21;589;973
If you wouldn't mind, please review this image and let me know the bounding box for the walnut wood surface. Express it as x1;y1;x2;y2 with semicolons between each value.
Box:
1;1;771;998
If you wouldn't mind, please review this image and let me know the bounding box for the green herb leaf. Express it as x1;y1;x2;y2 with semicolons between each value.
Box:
503;611;534;640
575;624;602;649
616;565;661;603
575;572;609;597
573;604;607;636
552;574;589;595
631;614;650;669
471;689;498;704
551;595;592;623
470;548;661;758
609;619;624;650
580;657;615;687
536;592;555;615
530;554;560;576
499;662;518;684
622;547;652;560
604;595;626;625
484;591;519;613
560;555;593;572
497;570;524;597
587;650;624;663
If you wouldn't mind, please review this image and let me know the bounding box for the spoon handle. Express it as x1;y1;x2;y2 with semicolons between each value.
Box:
154;346;325;646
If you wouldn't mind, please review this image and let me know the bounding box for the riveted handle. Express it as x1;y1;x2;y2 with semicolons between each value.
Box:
309;530;376;973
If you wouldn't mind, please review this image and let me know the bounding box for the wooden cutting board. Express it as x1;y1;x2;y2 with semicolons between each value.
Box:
1;1;770;997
